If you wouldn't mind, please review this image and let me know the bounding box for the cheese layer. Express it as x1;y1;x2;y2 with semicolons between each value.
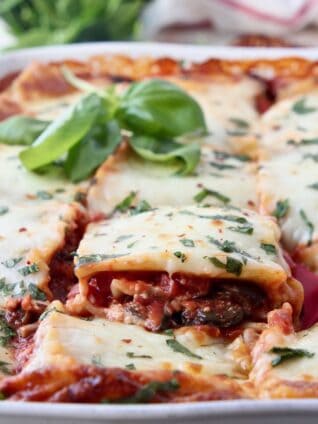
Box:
88;144;257;216
258;146;318;270
25;303;246;379
73;205;304;316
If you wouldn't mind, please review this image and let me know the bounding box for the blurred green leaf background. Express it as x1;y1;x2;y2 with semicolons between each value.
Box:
0;0;150;49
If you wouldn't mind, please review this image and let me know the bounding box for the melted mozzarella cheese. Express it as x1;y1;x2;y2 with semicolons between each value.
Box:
170;77;261;148
258;146;318;270
76;206;294;306
25;303;246;379
0;144;83;204
0;145;84;305
0;202;78;306
269;325;318;381
88;144;257;216
257;92;318;154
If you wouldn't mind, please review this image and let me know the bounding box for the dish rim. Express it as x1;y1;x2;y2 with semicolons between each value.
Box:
1;41;318;419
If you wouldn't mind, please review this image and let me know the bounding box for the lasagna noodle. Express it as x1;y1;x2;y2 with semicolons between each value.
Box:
250;303;318;398
88;144;258;216
74;205;303;327
258;146;318;272
24;302;249;379
0;144;85;305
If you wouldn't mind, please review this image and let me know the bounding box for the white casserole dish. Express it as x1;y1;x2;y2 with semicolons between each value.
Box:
0;41;318;424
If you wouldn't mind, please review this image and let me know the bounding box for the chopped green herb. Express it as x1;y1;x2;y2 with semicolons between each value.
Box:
1;257;22;268
127;352;152;359
103;379;180;404
0;207;9;216
115;235;133;243
0;312;16;347
28;283;47;301
125;363;136;370
36;190;53;200
0;392;5;400
214;151;251;162
273;199;290;219
164;329;174;336
73;191;86;203
114;192;137;213
226;130;247;137
18;263;40;276
173;251;187;262
308;182;318;190
194;187;230;204
179;238;195;247
288;138;318;146
77;253;129;266
260;243;277;255
270;347;314;367
208;256;243;276
127;241;138;249
228;225;253;235
209;161;237;171
91;354;103;367
0;278;13;297
207;237;253;259
39;306;60;321
292;98;316;114
304;153;318;162
130;200;152;215
229;117;249;128
166;339;202;359
0;360;11;375
300;209;314;246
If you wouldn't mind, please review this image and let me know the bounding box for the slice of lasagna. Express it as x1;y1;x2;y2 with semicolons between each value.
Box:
0;144;86;313
0;301;251;402
250;303;318;398
88;143;257;217
70;205;303;333
258;145;318;272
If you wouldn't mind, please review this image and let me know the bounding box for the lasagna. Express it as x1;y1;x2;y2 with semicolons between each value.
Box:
0;53;317;404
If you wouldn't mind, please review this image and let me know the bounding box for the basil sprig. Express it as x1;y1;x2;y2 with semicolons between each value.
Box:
0;74;206;182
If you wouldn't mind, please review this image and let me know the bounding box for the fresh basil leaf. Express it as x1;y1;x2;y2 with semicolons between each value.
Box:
20;93;105;170
65;120;121;182
166;339;202;359
270;347;314;367
130;135;200;175
0;116;48;146
117;79;206;137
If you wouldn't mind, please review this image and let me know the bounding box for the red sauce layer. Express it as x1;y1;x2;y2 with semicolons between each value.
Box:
87;271;268;332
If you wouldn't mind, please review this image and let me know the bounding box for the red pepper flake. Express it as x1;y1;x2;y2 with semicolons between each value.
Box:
19;227;27;232
121;339;132;344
